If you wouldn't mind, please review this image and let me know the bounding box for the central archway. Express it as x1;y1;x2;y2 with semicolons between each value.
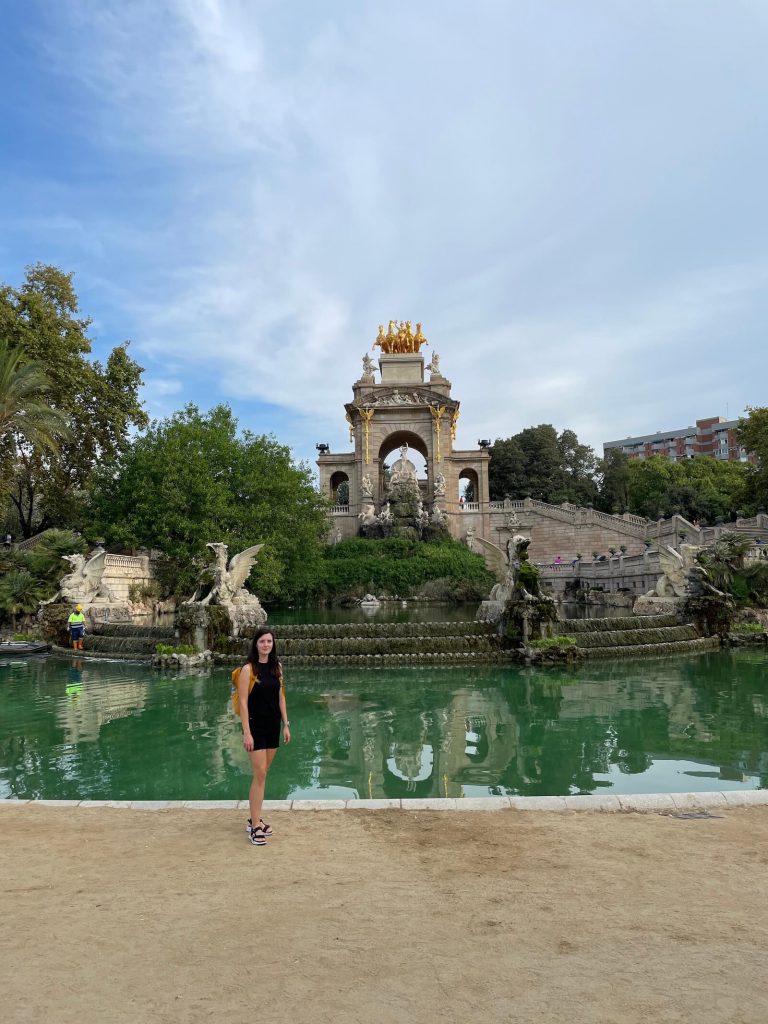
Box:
378;430;429;499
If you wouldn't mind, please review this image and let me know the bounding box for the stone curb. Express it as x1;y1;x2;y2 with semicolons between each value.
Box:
1;791;766;813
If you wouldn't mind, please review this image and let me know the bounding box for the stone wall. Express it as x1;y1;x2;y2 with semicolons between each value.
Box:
101;554;154;602
327;497;651;557
537;551;662;597
327;501;768;562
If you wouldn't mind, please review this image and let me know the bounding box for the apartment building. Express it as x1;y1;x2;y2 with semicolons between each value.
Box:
604;416;753;463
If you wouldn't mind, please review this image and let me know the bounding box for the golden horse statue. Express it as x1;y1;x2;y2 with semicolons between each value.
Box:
373;320;428;354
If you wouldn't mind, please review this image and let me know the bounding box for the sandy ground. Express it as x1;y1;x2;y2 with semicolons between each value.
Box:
1;805;767;1024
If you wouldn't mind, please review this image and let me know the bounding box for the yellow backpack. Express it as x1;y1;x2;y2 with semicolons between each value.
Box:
230;662;283;716
230;664;257;716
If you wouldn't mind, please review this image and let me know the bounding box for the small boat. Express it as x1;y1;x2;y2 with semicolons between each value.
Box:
0;641;51;656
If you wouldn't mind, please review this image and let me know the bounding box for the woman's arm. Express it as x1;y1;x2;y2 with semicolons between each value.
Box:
278;670;291;743
238;665;254;751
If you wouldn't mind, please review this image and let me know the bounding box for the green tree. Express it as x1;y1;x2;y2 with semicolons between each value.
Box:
596;449;631;513
0;338;69;452
87;404;328;601
557;428;598;506
625;455;747;522
0;264;147;536
489;425;597;504
738;407;768;513
0;570;42;630
488;436;525;500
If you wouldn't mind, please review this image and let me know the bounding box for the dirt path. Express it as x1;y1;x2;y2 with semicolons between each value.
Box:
1;805;766;1024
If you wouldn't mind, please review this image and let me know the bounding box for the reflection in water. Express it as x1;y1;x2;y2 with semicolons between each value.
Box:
1;651;767;800
265;603;481;625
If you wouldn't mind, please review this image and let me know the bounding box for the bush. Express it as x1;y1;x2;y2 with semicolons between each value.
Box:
311;536;493;600
732;622;764;634
155;643;199;656
528;636;577;649
128;581;161;604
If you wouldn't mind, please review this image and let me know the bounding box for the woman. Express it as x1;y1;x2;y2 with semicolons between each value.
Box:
238;627;291;846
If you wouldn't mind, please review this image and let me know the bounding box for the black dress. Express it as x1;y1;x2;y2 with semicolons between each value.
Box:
247;662;283;750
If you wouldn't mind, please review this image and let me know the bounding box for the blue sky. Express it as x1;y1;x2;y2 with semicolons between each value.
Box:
1;1;767;469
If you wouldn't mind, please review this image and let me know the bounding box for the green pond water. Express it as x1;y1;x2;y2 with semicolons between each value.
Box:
1;650;766;801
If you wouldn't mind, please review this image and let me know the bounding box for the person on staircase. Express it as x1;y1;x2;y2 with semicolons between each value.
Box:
67;604;86;651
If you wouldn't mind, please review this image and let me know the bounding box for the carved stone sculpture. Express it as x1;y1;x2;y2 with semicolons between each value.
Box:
433;472;446;498
358;502;376;526
198;542;267;635
41;547;114;607
360;474;374;499
642;544;703;600
361;353;376;382
430;502;447;526
426;352;441;376
376;502;393;525
634;543;722;616
389;445;417;484
473;534;531;623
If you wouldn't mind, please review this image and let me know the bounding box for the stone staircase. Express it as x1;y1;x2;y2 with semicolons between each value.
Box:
80;622;177;659
59;614;721;665
554;614;721;659
219;621;508;666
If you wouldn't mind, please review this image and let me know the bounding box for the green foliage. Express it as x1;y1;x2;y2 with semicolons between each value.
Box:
0;264;147;536
0;336;69;462
489;425;597;505
128;581;161;604
155;643;198;656
624;455;747;523
737;406;768;513
696;532;768;607
517;560;540;592
485;421;748;524
312;536;494;599
528;636;577;649
732;622;764;634
595;449;631;513
697;532;752;591
0;529;85;625
25;530;87;579
88;404;328;601
0;570;43;625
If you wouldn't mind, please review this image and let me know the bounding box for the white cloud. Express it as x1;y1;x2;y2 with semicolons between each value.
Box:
20;1;768;461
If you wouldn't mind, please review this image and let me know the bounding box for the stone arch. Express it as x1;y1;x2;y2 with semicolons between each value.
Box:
378;429;429;495
329;470;350;506
458;467;479;503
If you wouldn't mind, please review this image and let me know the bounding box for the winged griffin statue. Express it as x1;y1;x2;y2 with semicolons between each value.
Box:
471;534;531;606
195;542;267;634
200;543;263;605
41;547;115;607
646;543;725;600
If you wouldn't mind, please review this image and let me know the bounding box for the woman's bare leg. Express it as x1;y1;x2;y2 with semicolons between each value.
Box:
258;748;278;825
248;749;268;828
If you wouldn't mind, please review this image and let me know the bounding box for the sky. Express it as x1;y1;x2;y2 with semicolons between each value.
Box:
1;0;767;471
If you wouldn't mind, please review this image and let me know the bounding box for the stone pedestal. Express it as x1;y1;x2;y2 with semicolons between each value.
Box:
379;354;423;384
